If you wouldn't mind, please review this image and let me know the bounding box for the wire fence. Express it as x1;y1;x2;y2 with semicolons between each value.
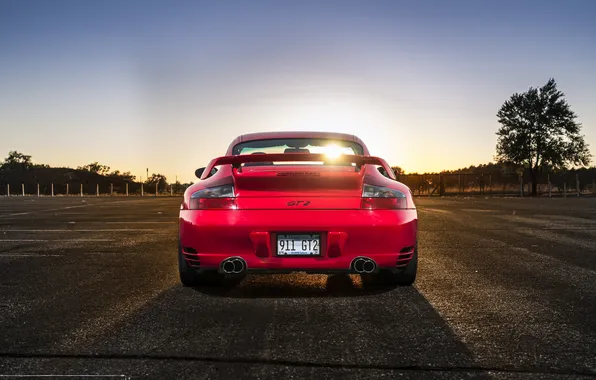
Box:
397;172;596;197
0;182;191;197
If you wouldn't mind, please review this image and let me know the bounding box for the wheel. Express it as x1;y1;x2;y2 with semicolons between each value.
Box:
178;244;223;287
372;244;418;286
394;246;417;286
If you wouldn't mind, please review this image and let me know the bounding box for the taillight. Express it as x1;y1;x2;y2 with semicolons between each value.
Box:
189;185;236;210
360;184;408;209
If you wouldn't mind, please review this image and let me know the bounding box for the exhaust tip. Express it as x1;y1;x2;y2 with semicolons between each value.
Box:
233;259;243;273
221;257;247;275
362;260;375;273
353;258;365;273
351;257;377;274
222;260;236;273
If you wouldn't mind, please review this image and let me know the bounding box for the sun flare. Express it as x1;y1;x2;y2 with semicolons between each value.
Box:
324;144;344;159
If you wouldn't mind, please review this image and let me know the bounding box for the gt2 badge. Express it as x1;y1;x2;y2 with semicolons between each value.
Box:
276;172;320;177
287;200;311;206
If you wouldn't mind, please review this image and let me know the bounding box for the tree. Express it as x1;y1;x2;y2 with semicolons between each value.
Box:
1;151;33;172
495;78;591;196
77;162;111;176
391;166;404;176
108;170;136;181
145;173;168;190
120;171;136;181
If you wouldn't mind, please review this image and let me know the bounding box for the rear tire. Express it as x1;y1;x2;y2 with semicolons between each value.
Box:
394;246;417;286
178;244;223;287
374;244;418;286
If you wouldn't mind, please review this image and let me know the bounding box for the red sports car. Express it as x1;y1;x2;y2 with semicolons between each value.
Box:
178;131;418;286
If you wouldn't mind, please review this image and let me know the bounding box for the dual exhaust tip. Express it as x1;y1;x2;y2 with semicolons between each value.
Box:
221;257;247;275
351;257;377;274
222;256;377;275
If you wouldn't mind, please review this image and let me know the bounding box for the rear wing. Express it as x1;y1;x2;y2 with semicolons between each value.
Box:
200;153;394;180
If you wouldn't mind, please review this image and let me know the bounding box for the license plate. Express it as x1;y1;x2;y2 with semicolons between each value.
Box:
276;234;320;256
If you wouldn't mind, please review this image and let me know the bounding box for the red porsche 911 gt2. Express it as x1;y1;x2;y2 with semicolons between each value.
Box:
178;131;418;286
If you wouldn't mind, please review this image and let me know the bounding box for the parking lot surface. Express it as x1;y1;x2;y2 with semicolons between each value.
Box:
1;196;596;379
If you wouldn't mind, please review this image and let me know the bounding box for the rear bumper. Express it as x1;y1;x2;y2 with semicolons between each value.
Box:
179;209;417;273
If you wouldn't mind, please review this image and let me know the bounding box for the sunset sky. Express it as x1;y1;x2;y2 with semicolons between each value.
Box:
1;0;595;182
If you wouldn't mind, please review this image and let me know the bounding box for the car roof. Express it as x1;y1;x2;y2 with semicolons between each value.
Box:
225;131;370;155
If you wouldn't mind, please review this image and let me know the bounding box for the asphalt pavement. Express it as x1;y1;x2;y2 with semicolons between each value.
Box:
1;195;596;379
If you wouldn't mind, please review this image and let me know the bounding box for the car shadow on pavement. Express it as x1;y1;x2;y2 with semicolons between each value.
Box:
192;273;399;298
0;281;496;380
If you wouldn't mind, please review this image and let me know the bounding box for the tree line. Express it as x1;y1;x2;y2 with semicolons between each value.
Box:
1;78;592;196
0;152;189;190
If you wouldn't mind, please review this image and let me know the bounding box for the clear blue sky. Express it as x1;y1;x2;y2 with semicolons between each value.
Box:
1;0;595;182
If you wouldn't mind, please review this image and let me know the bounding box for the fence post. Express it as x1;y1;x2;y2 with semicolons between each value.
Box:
126;183;129;196
37;183;40;197
141;183;143;197
548;174;551;198
519;175;523;197
489;174;492;195
96;184;99;196
111;183;114;196
80;183;83;197
564;182;567;198
170;184;173;196
593;179;595;195
7;184;9;196
66;183;69;196
576;174;580;196
22;183;24;196
51;183;54;197
155;183;158;196
458;174;461;195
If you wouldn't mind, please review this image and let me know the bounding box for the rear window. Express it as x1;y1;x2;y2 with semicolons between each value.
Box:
232;138;364;156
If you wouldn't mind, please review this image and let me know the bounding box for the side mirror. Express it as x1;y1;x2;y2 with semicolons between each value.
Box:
195;167;206;179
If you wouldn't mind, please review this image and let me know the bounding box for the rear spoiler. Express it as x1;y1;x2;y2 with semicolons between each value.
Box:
200;153;393;180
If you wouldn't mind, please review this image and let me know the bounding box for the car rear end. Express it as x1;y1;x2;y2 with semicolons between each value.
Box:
179;152;417;278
